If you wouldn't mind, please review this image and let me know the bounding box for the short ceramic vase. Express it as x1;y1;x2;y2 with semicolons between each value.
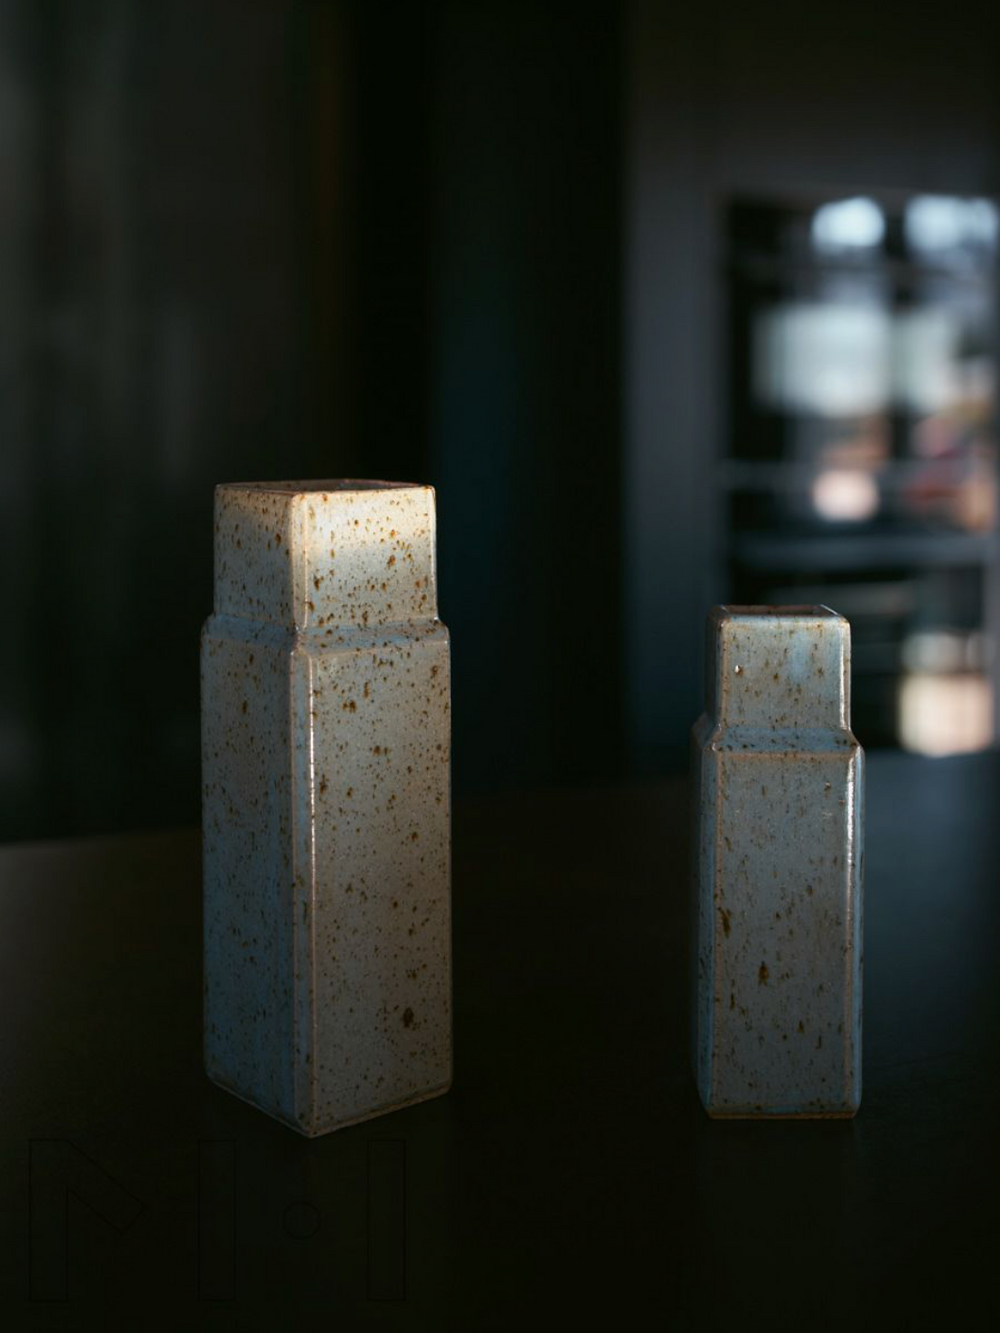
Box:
692;605;863;1118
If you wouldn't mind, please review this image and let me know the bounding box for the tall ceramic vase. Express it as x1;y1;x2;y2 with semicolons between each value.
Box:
692;605;863;1118
201;481;451;1136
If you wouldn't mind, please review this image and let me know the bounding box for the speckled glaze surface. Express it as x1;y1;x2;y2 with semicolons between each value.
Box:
692;606;863;1118
201;481;451;1136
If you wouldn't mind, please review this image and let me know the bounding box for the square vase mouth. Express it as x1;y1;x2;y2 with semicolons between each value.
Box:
219;479;424;494
212;481;439;629
704;603;853;733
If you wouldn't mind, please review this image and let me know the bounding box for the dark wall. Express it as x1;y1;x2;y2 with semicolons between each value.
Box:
0;0;624;841
1;0;353;839
5;0;1000;841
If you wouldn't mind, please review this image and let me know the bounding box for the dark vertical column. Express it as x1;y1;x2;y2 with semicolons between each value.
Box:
289;0;355;473
349;0;431;481
0;2;42;838
428;2;624;792
18;0;78;836
623;0;718;775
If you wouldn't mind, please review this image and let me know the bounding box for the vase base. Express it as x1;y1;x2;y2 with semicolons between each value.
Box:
206;1067;453;1137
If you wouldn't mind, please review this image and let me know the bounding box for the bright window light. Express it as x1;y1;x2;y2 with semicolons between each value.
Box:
892;307;962;413
898;672;994;756
904;195;999;255
754;303;892;415
811;197;885;252
812;469;880;522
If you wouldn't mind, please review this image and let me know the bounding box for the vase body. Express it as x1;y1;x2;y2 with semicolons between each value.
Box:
692;605;863;1118
201;481;451;1136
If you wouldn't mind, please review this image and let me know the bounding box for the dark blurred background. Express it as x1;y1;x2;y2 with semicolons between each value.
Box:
2;0;999;841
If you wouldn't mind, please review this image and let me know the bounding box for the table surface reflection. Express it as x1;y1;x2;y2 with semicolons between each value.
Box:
1;751;996;1327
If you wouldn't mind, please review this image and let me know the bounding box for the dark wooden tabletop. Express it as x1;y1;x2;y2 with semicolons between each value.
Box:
2;751;998;1329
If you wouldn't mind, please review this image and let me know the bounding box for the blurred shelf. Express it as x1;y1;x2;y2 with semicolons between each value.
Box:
728;252;997;288
720;457;996;492
725;192;1000;749
730;530;998;572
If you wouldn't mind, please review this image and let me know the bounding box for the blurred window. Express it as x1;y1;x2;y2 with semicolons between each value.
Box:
726;193;999;754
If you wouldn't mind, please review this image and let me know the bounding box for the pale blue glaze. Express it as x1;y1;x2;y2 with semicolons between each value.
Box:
693;607;864;1117
202;482;452;1136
